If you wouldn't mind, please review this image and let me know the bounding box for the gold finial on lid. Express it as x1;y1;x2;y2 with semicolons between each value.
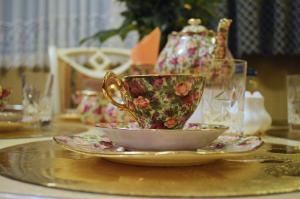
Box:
188;18;201;26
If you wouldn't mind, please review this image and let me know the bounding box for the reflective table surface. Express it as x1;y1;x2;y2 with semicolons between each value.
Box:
0;125;300;199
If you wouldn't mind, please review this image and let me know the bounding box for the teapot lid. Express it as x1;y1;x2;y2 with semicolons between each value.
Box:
181;18;208;33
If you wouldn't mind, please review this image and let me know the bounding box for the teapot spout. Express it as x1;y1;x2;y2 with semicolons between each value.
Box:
214;18;232;59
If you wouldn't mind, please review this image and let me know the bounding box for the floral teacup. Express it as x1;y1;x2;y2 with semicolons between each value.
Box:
102;72;205;129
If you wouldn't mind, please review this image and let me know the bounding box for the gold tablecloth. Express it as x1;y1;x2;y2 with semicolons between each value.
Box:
0;134;300;197
0;125;300;198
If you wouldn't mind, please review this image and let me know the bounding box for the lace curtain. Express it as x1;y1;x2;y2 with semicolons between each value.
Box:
220;0;300;57
2;0;298;70
0;0;137;69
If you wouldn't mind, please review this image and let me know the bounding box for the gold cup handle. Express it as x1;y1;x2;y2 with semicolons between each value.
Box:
102;72;138;121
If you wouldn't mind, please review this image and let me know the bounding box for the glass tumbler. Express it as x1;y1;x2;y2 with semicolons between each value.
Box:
22;74;53;126
287;74;300;132
189;59;247;135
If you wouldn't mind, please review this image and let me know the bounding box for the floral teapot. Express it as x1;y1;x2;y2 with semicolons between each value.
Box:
155;18;233;76
76;90;131;125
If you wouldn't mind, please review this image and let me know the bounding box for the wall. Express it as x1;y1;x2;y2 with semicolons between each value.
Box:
246;55;300;125
0;70;49;104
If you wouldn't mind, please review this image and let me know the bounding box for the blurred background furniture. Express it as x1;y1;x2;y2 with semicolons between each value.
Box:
48;46;131;113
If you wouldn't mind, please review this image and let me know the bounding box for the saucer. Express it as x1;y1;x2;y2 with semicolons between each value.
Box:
96;123;229;151
54;135;263;166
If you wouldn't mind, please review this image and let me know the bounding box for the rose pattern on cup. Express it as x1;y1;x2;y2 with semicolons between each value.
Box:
102;73;205;129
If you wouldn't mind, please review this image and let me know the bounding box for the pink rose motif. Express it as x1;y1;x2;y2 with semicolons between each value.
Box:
0;87;3;97
170;57;178;65
164;118;177;129
105;107;119;122
158;59;165;68
179;116;189;123
107;106;118;118
129;80;145;97
182;93;194;105
188;47;197;56
93;107;102;115
151;121;165;129
215;143;225;149
183;91;200;105
174;81;192;96
124;81;129;91
0;87;10;99
199;48;209;57
83;104;91;113
133;96;150;109
153;78;164;88
193;59;204;67
99;137;113;149
0;87;10;110
107;107;114;116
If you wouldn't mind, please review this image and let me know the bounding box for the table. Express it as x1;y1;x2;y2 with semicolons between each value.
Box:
0;126;300;199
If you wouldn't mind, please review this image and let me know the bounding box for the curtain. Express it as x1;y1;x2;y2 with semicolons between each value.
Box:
0;0;137;69
220;0;300;57
3;0;299;69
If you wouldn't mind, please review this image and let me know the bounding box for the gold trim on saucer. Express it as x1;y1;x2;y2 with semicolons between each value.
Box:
53;135;263;166
54;138;262;167
1;140;300;197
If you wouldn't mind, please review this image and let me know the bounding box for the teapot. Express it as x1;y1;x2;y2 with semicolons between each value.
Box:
76;90;131;125
155;18;232;75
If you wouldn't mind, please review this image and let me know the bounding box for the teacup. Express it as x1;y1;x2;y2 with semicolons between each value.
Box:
102;72;205;129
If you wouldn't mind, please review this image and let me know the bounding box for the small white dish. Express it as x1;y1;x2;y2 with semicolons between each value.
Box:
96;123;228;151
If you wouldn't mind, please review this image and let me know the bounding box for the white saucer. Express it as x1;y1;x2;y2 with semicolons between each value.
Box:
96;123;228;151
54;134;263;166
